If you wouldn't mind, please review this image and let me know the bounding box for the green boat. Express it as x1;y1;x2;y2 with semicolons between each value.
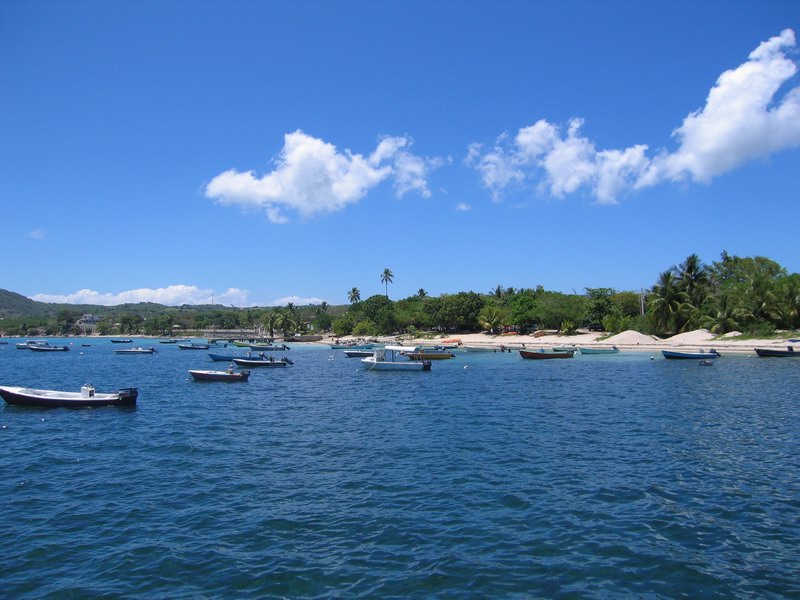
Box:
578;346;619;355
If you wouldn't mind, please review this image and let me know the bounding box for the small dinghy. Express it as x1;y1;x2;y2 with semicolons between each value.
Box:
114;347;157;354
232;355;293;368
0;385;138;408
189;368;250;382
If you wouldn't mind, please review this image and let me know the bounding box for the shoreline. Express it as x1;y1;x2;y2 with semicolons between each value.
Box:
327;329;800;356
5;329;798;356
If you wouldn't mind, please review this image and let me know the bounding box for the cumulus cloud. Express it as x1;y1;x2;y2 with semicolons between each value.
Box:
455;202;471;211
26;229;46;240
31;285;250;307
206;130;440;223
468;28;800;204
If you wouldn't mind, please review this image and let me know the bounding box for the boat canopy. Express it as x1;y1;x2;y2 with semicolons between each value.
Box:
384;345;417;352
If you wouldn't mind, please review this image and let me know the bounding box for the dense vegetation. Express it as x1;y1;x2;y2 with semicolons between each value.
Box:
1;252;797;338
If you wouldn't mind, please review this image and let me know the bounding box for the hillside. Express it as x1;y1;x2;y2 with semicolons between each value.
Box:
0;289;57;318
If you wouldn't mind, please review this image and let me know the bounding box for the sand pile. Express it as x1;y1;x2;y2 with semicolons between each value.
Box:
604;330;660;345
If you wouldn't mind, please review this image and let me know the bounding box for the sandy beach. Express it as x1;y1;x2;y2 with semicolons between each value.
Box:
326;329;799;355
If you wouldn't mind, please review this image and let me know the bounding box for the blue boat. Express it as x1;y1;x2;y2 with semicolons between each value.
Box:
662;349;721;360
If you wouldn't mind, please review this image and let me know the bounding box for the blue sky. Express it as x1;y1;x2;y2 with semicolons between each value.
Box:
2;1;799;307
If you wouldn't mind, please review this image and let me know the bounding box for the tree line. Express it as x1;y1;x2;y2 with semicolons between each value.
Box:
1;252;797;338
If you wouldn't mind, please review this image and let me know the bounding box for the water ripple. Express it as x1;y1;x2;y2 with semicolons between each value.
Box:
1;343;799;597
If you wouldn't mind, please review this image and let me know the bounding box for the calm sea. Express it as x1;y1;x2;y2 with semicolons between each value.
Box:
1;339;798;598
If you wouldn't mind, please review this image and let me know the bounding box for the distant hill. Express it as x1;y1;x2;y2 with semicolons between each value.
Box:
0;288;346;319
0;289;55;318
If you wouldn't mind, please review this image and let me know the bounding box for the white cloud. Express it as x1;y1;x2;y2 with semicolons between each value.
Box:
269;295;327;307
206;131;439;223
468;28;800;204
640;28;800;187
31;285;251;307
26;229;45;240
455;202;471;211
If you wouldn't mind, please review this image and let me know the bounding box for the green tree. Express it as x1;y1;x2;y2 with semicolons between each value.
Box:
509;290;538;331
647;271;689;334
478;304;507;334
584;287;615;324
698;293;741;334
533;292;587;330
676;253;710;310
348;287;361;304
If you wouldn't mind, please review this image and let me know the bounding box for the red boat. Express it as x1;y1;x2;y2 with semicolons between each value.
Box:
519;349;576;359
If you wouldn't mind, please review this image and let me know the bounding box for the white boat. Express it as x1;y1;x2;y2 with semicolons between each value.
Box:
114;347;157;354
361;346;431;371
16;340;50;350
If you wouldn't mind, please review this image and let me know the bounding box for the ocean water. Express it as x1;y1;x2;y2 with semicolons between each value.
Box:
1;339;798;598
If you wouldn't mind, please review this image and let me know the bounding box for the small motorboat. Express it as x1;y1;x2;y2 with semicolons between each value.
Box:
519;348;576;359
159;339;179;344
662;349;721;360
110;339;132;344
249;343;289;351
330;343;375;350
0;385;138;408
29;345;70;352
754;347;799;357
114;347;157;354
401;346;455;360
189;368;250;382
578;346;619;355
343;349;375;358
177;343;210;350
232;355;293;368
361;346;432;371
16;340;50;350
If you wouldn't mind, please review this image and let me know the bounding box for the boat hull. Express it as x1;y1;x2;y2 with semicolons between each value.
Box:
343;349;374;358
662;350;720;360
232;358;290;368
177;343;210;350
208;353;248;362
189;370;250;382
114;348;156;354
519;349;575;359
249;344;289;351
29;346;70;352
361;358;431;371
578;347;619;354
0;386;138;408
754;348;799;357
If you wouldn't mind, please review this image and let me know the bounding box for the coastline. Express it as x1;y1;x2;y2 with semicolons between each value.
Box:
326;329;800;356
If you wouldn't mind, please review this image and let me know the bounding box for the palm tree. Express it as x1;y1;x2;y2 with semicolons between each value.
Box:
479;305;507;334
648;270;690;334
263;312;277;338
699;294;741;334
381;268;394;298
417;288;428;298
676;253;709;309
348;287;361;304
